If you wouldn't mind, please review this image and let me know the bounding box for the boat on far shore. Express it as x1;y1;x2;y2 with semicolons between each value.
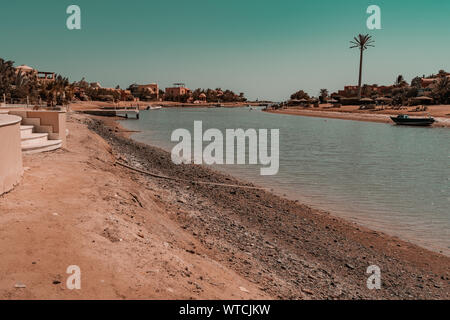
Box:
390;114;435;126
146;105;162;110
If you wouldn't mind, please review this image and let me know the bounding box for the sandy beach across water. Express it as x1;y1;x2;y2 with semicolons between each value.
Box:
0;113;448;299
69;100;260;112
265;105;450;128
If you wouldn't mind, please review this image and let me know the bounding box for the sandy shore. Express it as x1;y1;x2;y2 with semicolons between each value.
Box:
266;105;450;128
69;100;260;112
0;113;448;299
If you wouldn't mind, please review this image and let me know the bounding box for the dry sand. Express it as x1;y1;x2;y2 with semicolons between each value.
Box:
0;113;448;299
0;116;268;299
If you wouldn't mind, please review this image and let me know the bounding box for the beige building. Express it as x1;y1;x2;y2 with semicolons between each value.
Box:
15;65;36;75
165;84;191;98
137;83;159;98
37;71;55;83
15;64;55;83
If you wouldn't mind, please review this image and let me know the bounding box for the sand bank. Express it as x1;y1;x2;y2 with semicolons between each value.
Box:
266;105;450;128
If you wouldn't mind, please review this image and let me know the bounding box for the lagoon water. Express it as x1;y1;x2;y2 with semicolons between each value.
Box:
121;107;450;255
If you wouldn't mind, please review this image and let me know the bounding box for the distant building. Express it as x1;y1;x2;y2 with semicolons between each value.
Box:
418;71;450;89
335;84;394;98
38;72;55;83
90;82;102;88
198;93;207;102
15;64;55;83
137;83;159;99
165;83;191;98
336;85;358;97
421;78;436;88
420;76;450;88
15;65;36;75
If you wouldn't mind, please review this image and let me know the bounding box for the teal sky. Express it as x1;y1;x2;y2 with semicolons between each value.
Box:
1;0;449;101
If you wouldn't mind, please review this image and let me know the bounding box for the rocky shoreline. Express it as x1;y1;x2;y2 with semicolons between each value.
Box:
85;115;449;299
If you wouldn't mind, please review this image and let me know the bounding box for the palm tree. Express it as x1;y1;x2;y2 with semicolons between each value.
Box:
395;75;408;87
411;76;422;89
43;74;69;106
319;89;328;103
432;76;450;104
0;58;16;99
350;34;375;99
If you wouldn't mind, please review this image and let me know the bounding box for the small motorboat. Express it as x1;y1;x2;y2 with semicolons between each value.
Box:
146;105;162;110
390;114;435;126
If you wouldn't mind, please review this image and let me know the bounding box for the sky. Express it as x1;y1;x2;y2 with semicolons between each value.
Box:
1;0;450;101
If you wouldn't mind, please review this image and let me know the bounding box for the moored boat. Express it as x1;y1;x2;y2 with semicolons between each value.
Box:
146;105;162;110
390;114;435;126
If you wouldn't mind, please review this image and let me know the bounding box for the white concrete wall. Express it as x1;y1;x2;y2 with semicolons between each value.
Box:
0;115;23;195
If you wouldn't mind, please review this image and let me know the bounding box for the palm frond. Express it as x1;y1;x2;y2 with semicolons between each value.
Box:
350;34;375;51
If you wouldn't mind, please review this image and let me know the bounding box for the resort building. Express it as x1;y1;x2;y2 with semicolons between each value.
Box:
15;65;36;75
335;84;394;98
165;83;191;98
15;65;55;83
420;75;450;88
137;83;159;99
37;71;55;83
199;93;207;102
336;86;359;97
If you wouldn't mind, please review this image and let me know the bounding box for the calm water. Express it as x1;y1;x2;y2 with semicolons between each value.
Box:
121;107;450;255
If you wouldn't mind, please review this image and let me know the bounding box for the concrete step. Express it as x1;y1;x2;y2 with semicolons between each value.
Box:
21;132;49;147
22;139;62;155
21;117;41;126
34;124;54;134
20;125;34;135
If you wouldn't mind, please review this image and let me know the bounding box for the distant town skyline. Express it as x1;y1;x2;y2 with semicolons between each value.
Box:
1;0;450;101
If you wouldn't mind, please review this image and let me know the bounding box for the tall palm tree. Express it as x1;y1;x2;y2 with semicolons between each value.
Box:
350;34;375;99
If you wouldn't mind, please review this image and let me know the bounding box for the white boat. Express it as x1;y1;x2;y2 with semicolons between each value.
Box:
147;105;162;110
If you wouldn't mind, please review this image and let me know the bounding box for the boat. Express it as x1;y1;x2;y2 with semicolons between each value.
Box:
390;114;435;126
146;105;162;110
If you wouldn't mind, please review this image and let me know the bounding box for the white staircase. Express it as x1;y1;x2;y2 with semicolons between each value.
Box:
20;122;62;154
